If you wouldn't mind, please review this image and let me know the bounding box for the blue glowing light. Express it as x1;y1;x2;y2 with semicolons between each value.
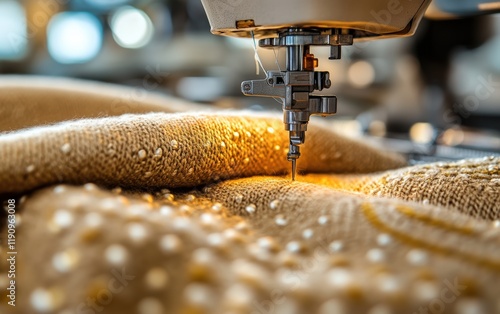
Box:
0;0;28;60
47;12;103;64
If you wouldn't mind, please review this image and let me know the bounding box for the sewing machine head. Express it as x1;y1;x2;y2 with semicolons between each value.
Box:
201;0;432;179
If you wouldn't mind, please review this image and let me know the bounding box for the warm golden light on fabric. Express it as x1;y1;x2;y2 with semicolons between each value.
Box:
1;78;499;314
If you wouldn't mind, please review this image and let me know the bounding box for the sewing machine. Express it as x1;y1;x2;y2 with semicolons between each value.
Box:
200;0;500;179
201;0;433;179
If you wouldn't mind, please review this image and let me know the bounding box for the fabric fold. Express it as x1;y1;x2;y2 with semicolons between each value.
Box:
1;77;499;314
7;180;500;314
300;157;500;219
0;112;406;194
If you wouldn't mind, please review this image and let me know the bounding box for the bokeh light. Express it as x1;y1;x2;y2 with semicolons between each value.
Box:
347;60;375;88
410;122;435;144
84;0;131;9
441;128;465;146
110;6;154;49
47;12;103;64
177;77;226;102
0;0;27;60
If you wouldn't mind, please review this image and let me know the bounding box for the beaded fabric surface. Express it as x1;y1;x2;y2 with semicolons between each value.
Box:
0;77;499;314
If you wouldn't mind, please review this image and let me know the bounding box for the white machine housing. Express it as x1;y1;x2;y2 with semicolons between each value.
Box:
201;0;432;40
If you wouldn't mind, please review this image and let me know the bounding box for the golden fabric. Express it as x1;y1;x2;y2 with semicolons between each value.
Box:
0;77;499;314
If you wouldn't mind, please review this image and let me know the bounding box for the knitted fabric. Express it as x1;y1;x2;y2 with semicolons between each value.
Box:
301;158;500;220
0;77;499;314
0;76;204;132
0;112;406;194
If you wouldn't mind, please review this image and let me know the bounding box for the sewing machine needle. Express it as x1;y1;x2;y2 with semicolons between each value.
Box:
291;159;296;181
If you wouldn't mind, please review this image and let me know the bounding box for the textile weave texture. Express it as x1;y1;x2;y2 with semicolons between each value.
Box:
0;77;499;314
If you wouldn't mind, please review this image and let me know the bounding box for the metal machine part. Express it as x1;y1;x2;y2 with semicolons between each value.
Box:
201;0;432;179
241;29;350;179
201;0;431;39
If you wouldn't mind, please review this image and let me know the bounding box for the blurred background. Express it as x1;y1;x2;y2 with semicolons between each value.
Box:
1;0;500;161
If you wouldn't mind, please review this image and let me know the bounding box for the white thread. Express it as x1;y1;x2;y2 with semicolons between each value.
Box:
273;48;282;72
251;31;266;76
